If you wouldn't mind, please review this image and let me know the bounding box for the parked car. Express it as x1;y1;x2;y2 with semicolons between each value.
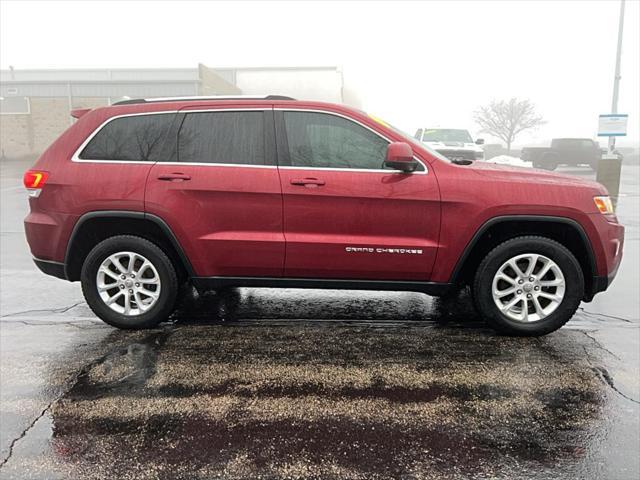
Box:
521;138;604;170
24;96;624;336
414;128;484;162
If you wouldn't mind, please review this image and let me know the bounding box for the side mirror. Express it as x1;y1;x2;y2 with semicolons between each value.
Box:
475;138;485;145
384;142;418;172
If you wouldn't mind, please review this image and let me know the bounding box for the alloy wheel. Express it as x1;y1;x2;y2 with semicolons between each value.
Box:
96;251;161;316
491;253;565;322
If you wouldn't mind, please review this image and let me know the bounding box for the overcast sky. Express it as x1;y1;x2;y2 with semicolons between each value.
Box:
1;0;638;146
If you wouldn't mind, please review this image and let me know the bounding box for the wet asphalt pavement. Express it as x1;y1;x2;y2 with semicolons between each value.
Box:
1;160;639;479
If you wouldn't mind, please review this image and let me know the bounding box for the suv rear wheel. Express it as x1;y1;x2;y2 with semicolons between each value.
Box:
473;236;584;336
81;235;178;329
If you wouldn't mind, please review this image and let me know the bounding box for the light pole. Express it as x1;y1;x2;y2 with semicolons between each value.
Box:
608;0;625;155
597;0;626;209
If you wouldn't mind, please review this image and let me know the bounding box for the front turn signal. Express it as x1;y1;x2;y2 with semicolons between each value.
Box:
594;196;614;215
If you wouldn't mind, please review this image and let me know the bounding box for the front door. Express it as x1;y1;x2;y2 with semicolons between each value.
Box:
276;110;440;281
145;107;285;277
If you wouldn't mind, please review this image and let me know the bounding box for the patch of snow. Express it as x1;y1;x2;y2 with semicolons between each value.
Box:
484;155;533;168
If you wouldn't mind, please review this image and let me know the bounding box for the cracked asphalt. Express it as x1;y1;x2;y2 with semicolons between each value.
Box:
1;159;639;479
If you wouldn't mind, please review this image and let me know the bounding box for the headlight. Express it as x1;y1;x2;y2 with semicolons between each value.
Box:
594;196;614;214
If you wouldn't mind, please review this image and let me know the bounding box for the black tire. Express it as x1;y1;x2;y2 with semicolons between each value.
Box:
81;235;178;329
473;236;584;336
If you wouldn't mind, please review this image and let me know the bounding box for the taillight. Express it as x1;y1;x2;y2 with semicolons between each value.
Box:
23;170;49;197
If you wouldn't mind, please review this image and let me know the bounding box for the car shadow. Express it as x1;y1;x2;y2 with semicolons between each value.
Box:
169;286;487;330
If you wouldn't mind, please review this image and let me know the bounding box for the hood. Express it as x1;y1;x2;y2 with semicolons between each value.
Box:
469;160;606;191
424;141;482;152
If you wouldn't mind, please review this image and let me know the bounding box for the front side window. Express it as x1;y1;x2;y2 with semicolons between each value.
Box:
80;113;176;161
178;111;266;165
283;111;389;170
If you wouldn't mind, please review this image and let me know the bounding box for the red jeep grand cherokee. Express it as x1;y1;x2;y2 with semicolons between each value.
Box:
23;96;624;336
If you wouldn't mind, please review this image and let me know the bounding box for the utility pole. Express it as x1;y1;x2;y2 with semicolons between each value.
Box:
597;0;626;209
609;0;625;154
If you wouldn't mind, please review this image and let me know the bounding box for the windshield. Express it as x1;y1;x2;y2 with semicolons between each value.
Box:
422;129;473;143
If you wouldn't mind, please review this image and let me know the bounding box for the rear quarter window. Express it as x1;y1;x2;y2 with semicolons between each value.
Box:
80;113;176;161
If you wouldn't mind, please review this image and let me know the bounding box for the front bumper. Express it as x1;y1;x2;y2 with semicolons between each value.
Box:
587;274;616;301
584;213;624;301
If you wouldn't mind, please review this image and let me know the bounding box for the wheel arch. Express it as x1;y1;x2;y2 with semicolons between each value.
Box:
450;215;597;299
64;211;194;282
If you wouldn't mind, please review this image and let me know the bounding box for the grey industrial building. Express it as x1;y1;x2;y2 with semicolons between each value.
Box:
0;64;344;158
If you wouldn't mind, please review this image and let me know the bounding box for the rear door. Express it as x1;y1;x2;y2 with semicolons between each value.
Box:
275;109;441;281
145;106;285;277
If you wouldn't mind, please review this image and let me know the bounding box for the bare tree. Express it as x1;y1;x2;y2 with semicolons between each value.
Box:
474;98;545;152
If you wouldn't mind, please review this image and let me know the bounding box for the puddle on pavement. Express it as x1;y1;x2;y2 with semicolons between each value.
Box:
2;288;635;480
50;332;610;477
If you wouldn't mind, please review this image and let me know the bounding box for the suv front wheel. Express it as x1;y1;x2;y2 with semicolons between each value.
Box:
81;235;178;329
473;236;584;336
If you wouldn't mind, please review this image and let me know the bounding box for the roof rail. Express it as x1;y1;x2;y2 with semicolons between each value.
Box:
112;95;295;105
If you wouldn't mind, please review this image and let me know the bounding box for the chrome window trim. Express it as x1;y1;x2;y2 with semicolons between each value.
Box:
158;161;276;169
275;108;428;175
276;165;421;174
71;107;428;175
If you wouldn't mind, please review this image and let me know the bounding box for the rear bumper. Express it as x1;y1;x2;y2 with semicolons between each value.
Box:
33;258;67;280
24;209;77;265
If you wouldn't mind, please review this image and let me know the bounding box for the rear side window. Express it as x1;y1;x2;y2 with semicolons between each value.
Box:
178;111;266;165
283;111;388;169
80;113;176;161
